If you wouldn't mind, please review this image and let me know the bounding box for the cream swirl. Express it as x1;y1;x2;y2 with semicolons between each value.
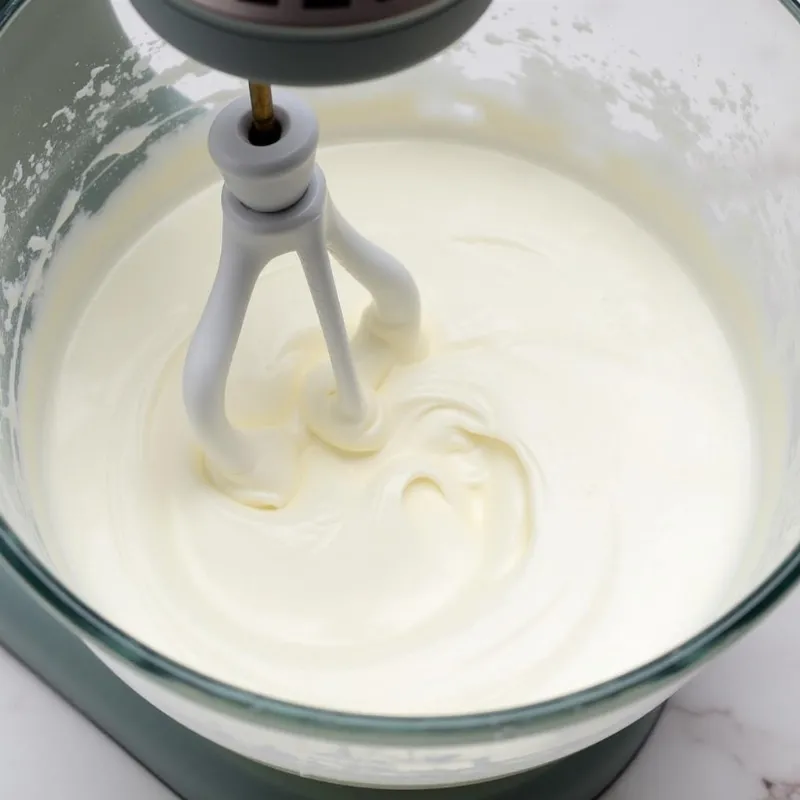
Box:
23;139;754;714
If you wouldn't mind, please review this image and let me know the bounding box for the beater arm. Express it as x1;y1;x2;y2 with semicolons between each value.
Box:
182;91;421;504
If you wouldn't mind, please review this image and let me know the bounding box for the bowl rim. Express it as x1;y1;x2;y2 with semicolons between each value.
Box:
2;0;800;743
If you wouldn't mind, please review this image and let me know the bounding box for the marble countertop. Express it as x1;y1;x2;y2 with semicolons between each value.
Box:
0;587;799;800
612;584;800;800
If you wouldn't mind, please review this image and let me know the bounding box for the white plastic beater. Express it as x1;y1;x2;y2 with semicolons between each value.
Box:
183;91;422;502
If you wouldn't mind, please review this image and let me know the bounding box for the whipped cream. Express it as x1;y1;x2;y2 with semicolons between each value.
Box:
22;139;755;715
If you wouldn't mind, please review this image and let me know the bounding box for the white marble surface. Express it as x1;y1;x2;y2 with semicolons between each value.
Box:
0;640;173;799
0;586;799;799
610;585;800;800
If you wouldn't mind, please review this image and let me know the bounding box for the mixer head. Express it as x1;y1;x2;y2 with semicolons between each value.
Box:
130;0;493;86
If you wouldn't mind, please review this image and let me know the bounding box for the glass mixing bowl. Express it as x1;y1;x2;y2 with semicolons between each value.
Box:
2;0;800;790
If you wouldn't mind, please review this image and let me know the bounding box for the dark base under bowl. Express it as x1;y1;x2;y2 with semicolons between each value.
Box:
0;555;661;800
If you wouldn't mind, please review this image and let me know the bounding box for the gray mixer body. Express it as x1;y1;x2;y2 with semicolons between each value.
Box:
130;0;494;85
